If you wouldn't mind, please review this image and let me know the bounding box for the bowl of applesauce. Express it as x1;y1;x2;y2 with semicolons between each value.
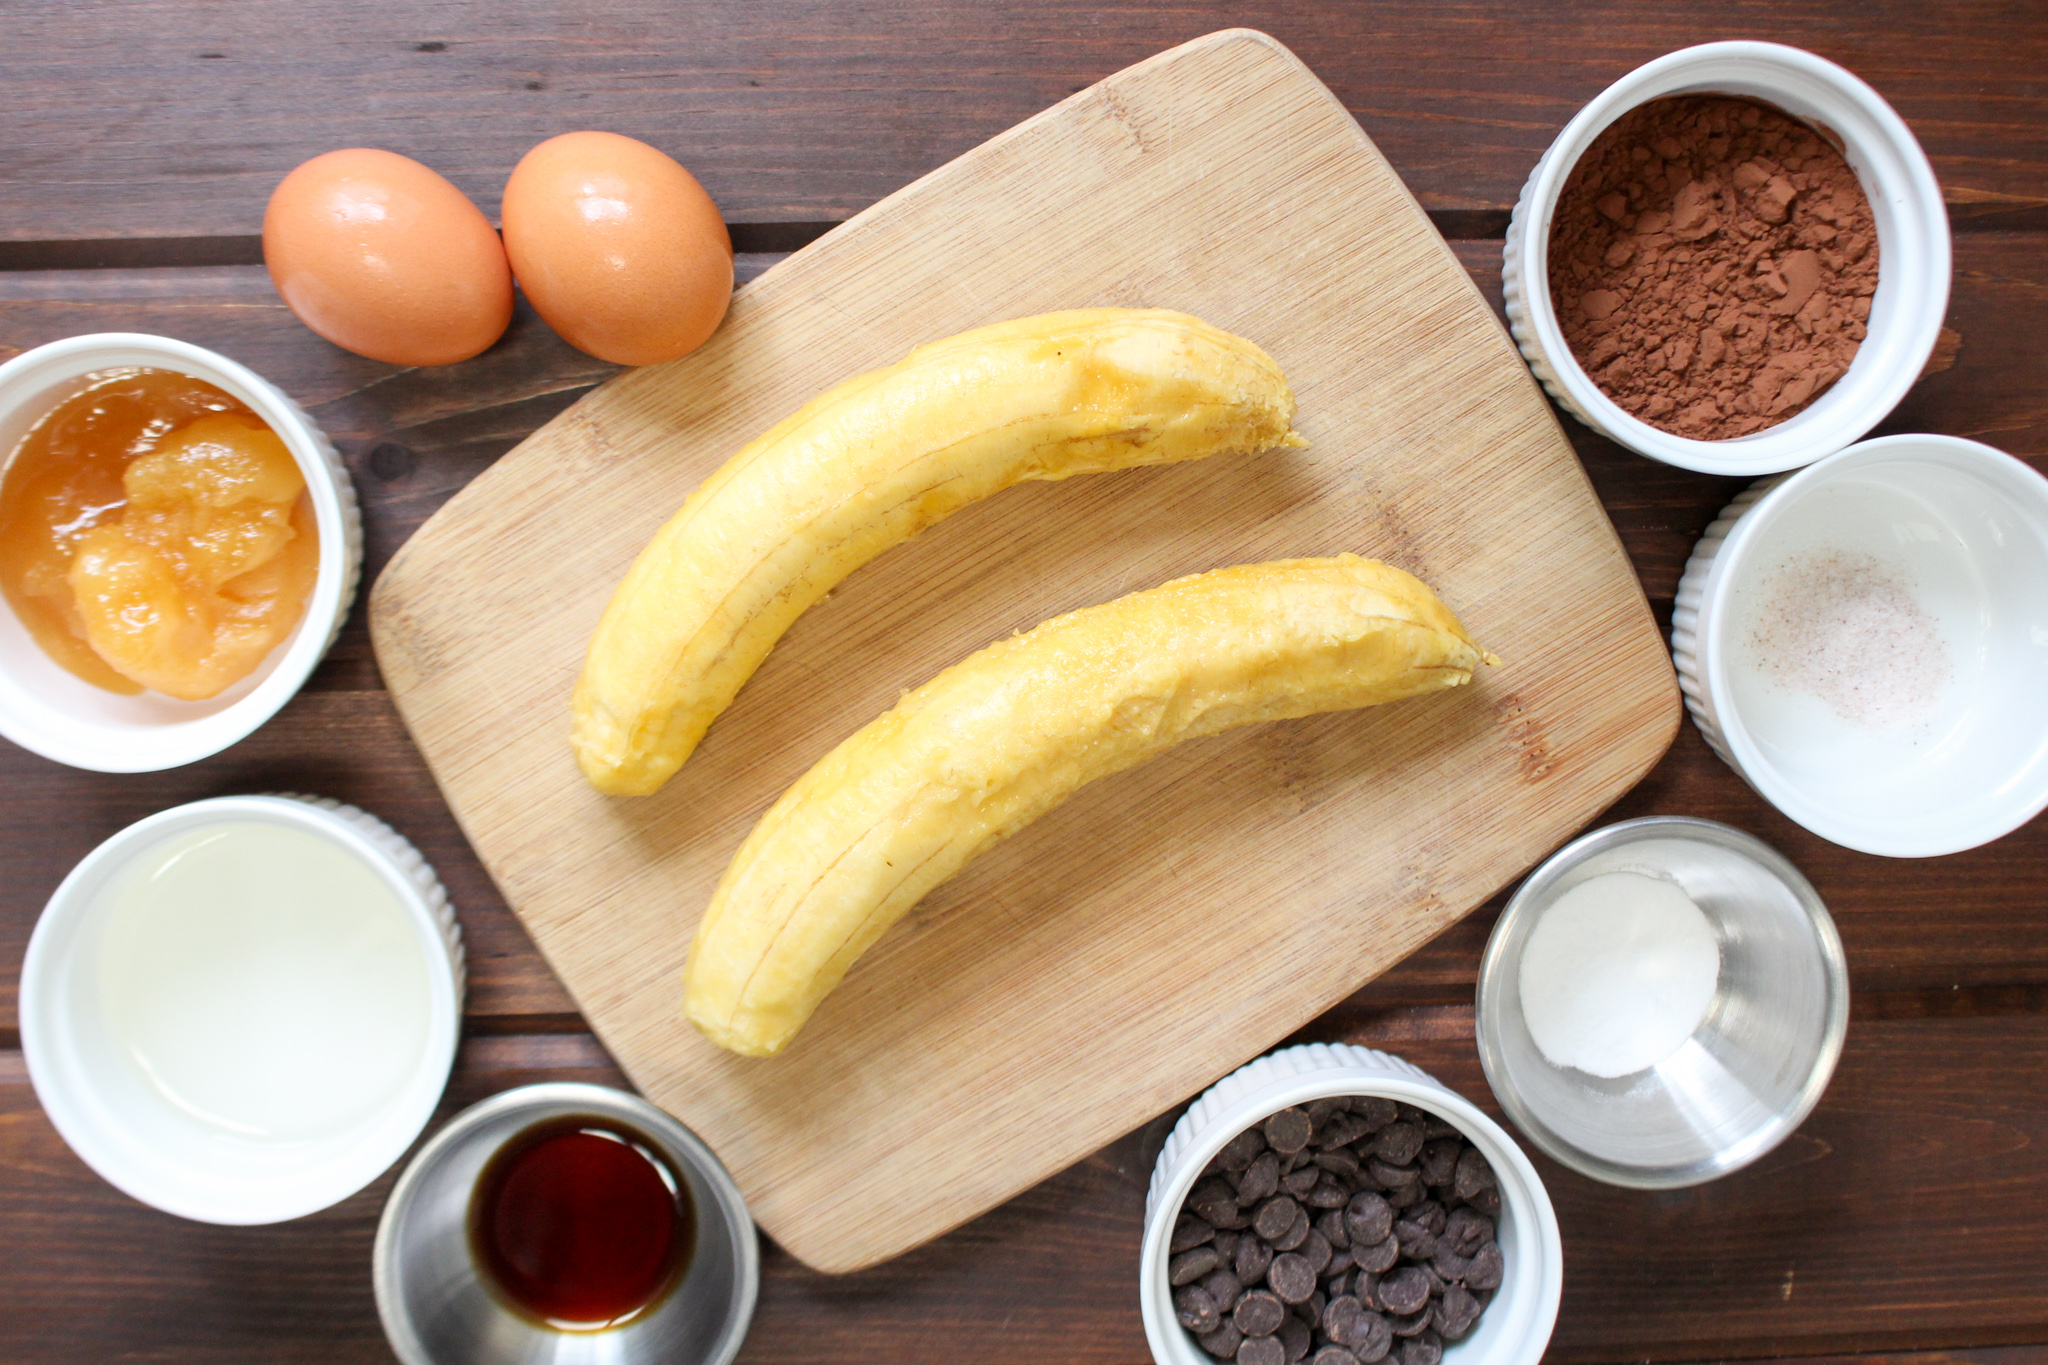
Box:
0;334;359;771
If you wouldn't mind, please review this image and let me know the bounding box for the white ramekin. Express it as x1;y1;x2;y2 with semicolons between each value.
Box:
1141;1043;1561;1365
19;793;463;1223
1503;41;1949;475
1673;434;2048;856
0;334;360;772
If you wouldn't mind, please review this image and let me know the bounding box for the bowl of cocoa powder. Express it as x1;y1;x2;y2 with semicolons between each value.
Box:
1504;42;1948;475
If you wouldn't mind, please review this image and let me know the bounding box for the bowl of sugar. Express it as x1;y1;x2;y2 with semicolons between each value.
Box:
1476;816;1847;1188
1672;433;2048;856
19;793;463;1223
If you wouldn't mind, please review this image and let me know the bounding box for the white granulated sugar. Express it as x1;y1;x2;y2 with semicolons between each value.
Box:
1518;871;1721;1079
1748;548;1950;728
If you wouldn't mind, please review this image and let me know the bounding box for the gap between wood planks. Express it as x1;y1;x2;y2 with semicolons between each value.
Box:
0;197;2037;272
4;984;2037;1067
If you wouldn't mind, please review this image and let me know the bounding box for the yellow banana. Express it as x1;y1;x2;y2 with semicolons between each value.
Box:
572;308;1304;795
684;555;1498;1056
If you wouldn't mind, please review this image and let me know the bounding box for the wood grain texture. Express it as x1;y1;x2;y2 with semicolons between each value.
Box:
3;0;2045;240
5;1012;2047;1363
2;239;2042;1035
370;30;1677;1270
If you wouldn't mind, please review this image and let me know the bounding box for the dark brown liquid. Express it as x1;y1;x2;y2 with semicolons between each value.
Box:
469;1115;694;1330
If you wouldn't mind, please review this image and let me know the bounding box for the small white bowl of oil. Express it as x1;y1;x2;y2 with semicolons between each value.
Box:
1672;433;2048;855
19;793;463;1223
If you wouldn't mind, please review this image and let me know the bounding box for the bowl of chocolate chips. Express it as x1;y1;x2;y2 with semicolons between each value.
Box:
1141;1043;1560;1365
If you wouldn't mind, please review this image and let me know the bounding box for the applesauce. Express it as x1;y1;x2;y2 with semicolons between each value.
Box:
0;368;318;699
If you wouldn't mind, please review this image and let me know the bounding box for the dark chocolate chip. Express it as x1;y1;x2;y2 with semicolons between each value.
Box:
1356;1233;1400;1274
1465;1185;1501;1218
1355;1269;1382;1312
1199;1323;1245;1360
1316;1112;1367;1150
1174;1213;1219;1253
1300;1229;1333;1276
1236;1233;1274;1283
1239;1151;1282;1204
1268;1252;1317;1304
1216;1230;1242;1261
1393;1217;1436;1261
1282;1166;1320;1198
1431;1248;1472;1284
1312;1347;1362;1365
1192;1177;1244;1227
1278;1314;1312;1362
1218;1127;1269;1172
1204;1267;1247;1311
1316;1208;1350;1251
1368;1158;1419;1191
1353;1311;1395;1363
1374;1122;1424;1167
1421;1114;1460;1140
1344;1192;1394;1247
1235;1289;1287;1337
1328;1247;1354;1278
1264;1108;1314;1155
1281;1148;1312;1174
1435;1285;1482;1341
1417;1138;1461;1188
1452;1148;1495;1203
1441;1207;1490;1259
1273;1204;1311;1252
1315;1148;1363;1183
1177;1284;1222;1333
1323;1293;1364;1338
1238;1335;1287;1365
1386;1181;1425;1211
1377;1266;1431;1317
1353;1097;1398;1133
1173;1246;1223;1285
1308;1174;1351;1209
1254;1196;1303;1242
1399;1329;1442;1365
1466;1242;1504;1292
1389;1308;1433;1339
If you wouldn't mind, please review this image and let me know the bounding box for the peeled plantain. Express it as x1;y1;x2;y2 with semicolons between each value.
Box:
572;308;1304;795
683;555;1498;1057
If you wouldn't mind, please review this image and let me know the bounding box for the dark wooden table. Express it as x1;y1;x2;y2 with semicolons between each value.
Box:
4;3;2045;1362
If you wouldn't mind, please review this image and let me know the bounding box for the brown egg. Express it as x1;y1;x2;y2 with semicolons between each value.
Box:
501;132;733;366
263;148;513;366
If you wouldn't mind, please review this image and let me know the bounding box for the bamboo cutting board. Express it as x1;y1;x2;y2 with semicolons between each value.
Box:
372;28;1678;1272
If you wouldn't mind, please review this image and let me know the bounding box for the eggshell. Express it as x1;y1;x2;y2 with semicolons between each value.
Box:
501;132;733;367
263;148;513;367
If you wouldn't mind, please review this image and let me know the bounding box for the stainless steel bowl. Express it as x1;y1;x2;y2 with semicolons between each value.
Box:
1476;817;1849;1188
374;1083;758;1365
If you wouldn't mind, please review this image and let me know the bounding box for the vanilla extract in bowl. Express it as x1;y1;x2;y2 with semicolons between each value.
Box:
470;1114;696;1331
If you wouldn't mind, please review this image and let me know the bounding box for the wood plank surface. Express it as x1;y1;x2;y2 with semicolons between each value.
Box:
3;234;2041;1035
6;1009;2047;1362
371;29;1680;1271
2;0;2046;1358
4;0;2045;246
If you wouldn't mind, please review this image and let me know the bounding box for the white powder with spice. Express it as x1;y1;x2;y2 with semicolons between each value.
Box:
1518;871;1721;1078
1747;548;1950;728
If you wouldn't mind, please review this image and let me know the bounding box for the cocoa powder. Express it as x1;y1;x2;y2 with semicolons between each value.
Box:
1547;95;1878;440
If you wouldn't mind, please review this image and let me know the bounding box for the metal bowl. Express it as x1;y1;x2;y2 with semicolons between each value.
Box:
1476;817;1849;1188
374;1083;758;1365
